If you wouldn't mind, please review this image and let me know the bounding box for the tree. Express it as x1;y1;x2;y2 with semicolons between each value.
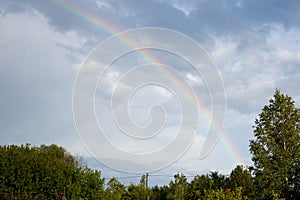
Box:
0;144;105;199
229;165;254;198
168;173;188;200
105;177;125;200
151;185;169;200
209;171;228;190
186;174;212;200
122;183;151;200
75;168;105;199
203;187;243;200
249;90;300;199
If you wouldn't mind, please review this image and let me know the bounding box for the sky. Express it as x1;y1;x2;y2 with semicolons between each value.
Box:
1;0;300;186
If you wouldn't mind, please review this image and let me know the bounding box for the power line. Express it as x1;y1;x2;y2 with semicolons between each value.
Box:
104;173;198;180
103;175;142;179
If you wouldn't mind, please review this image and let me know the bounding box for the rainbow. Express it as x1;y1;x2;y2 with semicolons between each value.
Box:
50;0;246;167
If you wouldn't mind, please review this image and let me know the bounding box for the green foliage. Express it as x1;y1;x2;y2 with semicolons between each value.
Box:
249;89;300;199
203;187;243;200
209;171;228;190
186;171;241;200
122;183;151;200
229;165;254;198
105;177;126;200
186;174;213;199
0;144;104;199
151;185;169;200
167;173;188;200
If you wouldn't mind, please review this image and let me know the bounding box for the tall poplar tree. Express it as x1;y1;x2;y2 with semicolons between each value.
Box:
249;90;300;199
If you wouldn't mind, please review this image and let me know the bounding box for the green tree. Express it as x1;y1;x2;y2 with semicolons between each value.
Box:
249;90;300;199
122;183;151;200
203;187;243;200
75;167;105;199
105;177;125;200
209;171;228;190
0;144;105;199
229;165;254;198
151;185;169;200
168;173;188;200
186;174;212;200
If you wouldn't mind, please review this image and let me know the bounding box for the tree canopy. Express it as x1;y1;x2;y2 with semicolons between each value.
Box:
0;144;104;199
250;89;300;199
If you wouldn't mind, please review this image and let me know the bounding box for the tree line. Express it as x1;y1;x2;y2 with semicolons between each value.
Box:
0;144;254;199
0;90;299;199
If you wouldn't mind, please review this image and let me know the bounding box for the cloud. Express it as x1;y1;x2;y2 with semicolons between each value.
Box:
95;0;112;10
1;0;300;183
162;0;198;16
202;22;300;115
0;8;80;146
275;48;300;64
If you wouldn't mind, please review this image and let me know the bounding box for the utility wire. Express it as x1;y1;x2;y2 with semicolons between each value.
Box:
104;173;199;180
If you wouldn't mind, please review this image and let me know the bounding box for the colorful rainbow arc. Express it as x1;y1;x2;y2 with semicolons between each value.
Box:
51;0;245;167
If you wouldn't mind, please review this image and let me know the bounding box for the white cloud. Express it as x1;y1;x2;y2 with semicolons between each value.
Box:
172;2;197;16
275;48;300;63
186;72;200;83
265;25;300;65
210;36;239;66
204;26;300;115
95;0;112;10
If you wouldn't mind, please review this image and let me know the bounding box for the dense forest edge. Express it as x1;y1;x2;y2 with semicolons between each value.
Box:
0;90;299;200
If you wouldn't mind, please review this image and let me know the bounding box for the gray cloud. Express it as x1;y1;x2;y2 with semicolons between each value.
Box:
1;0;300;179
0;10;77;145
